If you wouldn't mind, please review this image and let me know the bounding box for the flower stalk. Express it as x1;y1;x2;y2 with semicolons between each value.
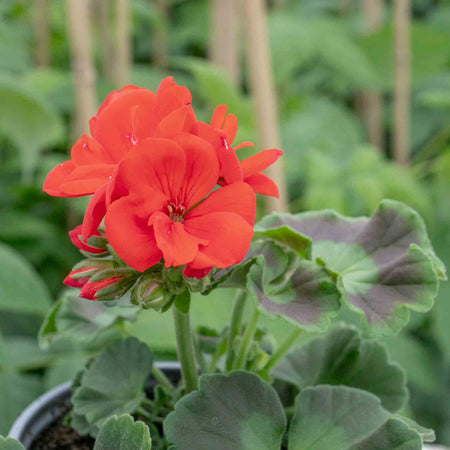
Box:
172;306;198;392
261;327;302;373
232;307;261;370
225;290;247;371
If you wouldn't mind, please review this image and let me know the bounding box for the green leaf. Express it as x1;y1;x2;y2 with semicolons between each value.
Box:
393;415;435;443
0;373;42;435
246;240;341;332
0;81;63;179
257;200;443;336
288;386;390;450
39;290;138;348
72;337;153;433
274;324;407;413
353;418;423;450
164;371;286;450
0;436;25;450
174;289;191;314
0;243;52;317
94;414;151;450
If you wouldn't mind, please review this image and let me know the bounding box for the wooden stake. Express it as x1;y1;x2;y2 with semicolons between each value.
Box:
361;0;384;150
65;0;97;138
209;0;239;85
115;0;132;87
243;0;288;212
392;0;411;165
152;0;168;69
98;0;115;81
33;0;50;67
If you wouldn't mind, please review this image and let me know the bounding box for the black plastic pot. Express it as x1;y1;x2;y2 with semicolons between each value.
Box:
8;361;181;449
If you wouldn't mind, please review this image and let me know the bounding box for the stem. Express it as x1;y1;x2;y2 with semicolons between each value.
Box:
172;307;198;392
152;366;173;390
232;308;261;370
225;290;247;371
136;407;152;420
262;327;302;372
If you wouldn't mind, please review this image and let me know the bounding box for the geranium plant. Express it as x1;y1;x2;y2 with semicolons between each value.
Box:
2;77;446;450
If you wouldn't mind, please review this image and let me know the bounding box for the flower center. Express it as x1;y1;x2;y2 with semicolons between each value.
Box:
167;203;186;222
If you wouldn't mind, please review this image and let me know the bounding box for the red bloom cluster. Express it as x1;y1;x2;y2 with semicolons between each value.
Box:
44;77;282;279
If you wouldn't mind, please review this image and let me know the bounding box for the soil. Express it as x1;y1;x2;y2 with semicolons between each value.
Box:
31;407;94;450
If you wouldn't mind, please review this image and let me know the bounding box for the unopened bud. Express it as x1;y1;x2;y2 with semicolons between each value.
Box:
69;225;108;255
63;260;115;288
131;279;172;310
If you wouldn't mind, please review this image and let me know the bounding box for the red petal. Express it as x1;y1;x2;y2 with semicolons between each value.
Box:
82;183;108;240
69;225;104;254
173;133;219;209
105;194;163;272
240;149;283;178
222;113;237;144
234;141;254;151
182;265;212;279
155;105;196;138
63;269;89;288
115;138;186;200
59;164;115;196
184;212;253;269
152;83;192;127
156;76;176;94
149;212;207;267
71;134;113;165
42;160;76;197
210;105;227;129
244;173;280;198
79;276;123;300
92;88;157;161
186;182;256;226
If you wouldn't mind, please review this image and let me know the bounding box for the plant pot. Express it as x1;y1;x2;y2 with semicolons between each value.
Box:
8;361;181;449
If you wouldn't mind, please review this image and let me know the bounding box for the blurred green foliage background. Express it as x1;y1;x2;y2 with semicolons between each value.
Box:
1;0;450;444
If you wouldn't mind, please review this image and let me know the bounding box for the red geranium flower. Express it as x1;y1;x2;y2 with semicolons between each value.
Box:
209;105;282;197
43;77;195;240
104;134;256;277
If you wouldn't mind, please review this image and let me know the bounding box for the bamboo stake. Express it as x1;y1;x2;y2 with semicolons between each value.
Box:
152;0;168;69
33;0;50;67
98;0;115;81
361;0;384;150
243;0;288;212
209;0;239;85
65;0;97;138
392;0;411;165
115;0;132;87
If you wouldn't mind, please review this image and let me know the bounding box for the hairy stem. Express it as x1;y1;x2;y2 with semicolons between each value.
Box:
233;307;261;370
225;290;247;371
152;366;173;390
262;327;302;372
172;307;198;392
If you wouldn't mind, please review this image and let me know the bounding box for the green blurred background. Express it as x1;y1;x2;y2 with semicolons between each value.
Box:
1;0;450;444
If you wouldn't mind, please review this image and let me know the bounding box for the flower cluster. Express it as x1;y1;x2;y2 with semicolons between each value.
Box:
44;77;281;284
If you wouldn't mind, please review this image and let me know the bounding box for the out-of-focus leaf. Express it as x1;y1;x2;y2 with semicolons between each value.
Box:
39;290;138;348
0;243;51;316
164;371;286;450
0;81;63;179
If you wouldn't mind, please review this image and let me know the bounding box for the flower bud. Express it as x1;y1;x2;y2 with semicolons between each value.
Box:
69;225;108;255
131;278;172;310
63;260;115;288
79;276;126;300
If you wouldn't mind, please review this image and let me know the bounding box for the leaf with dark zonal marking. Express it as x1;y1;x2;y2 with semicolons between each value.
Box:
255;200;444;336
94;414;151;450
273;324;408;413
164;371;286;450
